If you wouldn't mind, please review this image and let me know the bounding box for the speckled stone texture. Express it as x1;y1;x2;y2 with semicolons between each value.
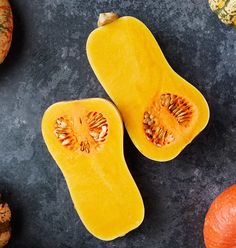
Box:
0;0;235;247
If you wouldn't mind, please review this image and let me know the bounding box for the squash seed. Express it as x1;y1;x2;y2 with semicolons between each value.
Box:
62;139;70;146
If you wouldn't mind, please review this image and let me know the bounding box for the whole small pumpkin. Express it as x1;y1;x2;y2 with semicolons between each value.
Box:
0;194;11;248
204;184;236;248
0;0;13;64
209;0;236;25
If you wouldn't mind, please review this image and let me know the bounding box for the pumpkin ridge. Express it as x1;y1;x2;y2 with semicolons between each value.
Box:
0;221;10;233
0;6;11;11
0;24;10;33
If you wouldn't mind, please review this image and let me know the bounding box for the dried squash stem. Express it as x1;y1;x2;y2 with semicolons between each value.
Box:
97;12;119;27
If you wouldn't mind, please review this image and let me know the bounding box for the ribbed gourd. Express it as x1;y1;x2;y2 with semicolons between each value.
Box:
0;194;11;247
209;0;236;25
0;0;13;64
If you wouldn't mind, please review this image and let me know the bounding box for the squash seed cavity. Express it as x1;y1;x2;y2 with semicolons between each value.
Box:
54;112;108;153
143;93;194;147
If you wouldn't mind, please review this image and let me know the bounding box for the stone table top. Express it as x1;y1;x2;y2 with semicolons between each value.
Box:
0;0;235;247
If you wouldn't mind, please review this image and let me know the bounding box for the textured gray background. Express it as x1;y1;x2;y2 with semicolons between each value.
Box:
0;0;235;247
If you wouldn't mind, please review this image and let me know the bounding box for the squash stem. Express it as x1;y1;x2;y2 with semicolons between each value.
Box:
97;12;119;27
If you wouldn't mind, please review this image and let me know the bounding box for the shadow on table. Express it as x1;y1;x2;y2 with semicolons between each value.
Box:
123;129;163;236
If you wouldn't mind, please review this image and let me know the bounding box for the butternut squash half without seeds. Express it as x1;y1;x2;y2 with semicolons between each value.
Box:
41;98;144;241
86;13;210;162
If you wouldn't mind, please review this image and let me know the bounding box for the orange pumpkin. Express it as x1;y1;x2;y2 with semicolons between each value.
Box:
204;184;236;248
0;0;13;64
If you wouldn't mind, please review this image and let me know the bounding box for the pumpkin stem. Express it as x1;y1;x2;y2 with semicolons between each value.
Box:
97;12;119;27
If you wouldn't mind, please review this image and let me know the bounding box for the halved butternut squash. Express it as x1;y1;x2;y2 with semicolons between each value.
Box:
41;98;144;241
86;13;210;162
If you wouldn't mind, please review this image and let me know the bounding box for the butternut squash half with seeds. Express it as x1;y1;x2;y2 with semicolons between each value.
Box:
86;13;210;162
41;98;144;241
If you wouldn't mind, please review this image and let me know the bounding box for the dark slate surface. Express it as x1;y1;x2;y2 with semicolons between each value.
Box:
0;0;235;247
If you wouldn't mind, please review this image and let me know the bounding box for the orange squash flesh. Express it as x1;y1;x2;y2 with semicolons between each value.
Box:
41;98;144;241
86;15;210;162
204;184;236;248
